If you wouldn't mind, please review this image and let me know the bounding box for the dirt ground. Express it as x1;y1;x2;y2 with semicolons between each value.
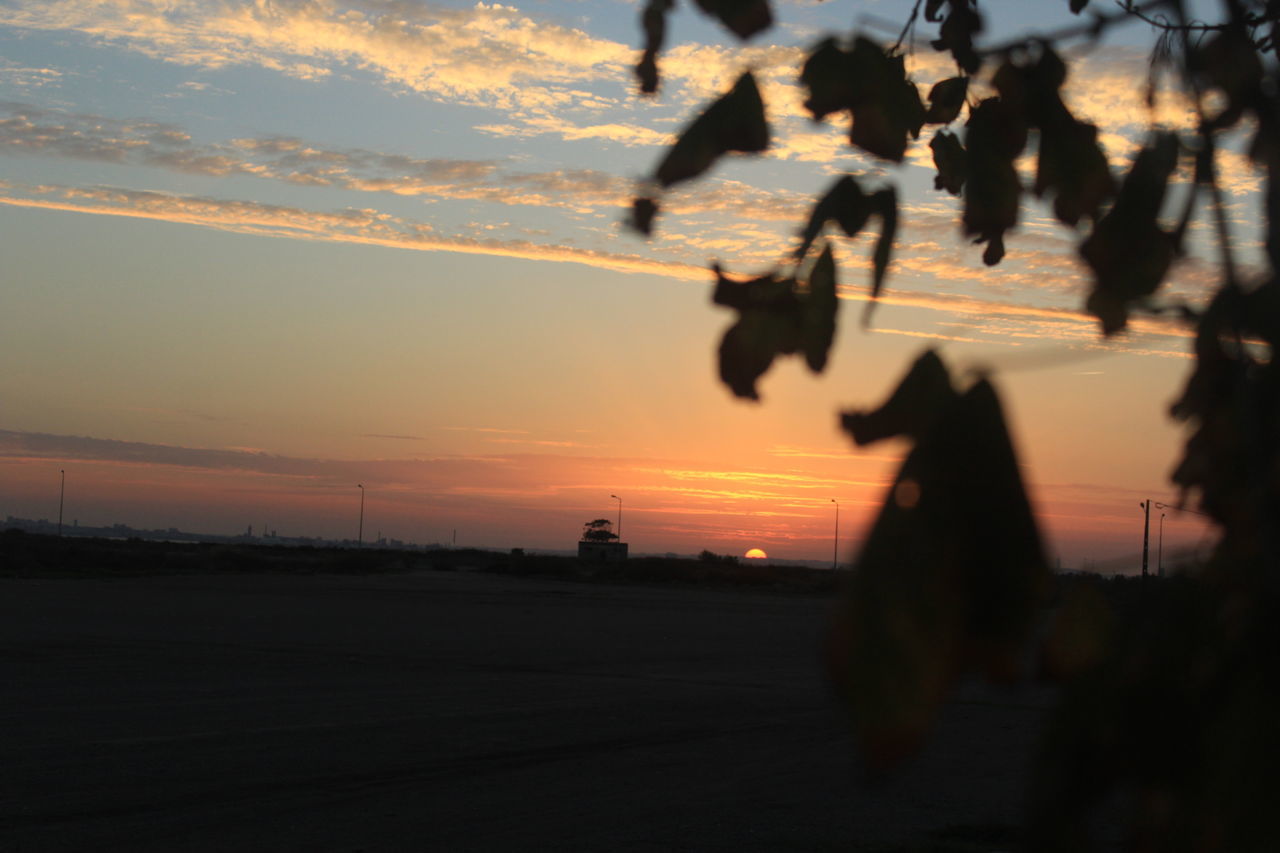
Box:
0;570;1058;851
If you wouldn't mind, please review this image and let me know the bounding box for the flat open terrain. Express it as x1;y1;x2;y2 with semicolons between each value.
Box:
0;569;1055;851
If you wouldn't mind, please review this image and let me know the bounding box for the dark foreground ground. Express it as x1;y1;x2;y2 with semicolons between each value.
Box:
0;568;1057;852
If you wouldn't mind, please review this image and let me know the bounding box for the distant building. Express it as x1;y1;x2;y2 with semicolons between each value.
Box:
578;518;627;562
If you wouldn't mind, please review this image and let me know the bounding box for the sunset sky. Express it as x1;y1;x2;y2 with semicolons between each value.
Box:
0;0;1238;567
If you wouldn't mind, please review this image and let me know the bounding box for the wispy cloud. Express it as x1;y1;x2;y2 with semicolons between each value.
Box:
0;181;709;280
0;1;631;113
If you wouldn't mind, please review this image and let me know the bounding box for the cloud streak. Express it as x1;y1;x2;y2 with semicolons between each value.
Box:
0;181;709;280
0;1;630;110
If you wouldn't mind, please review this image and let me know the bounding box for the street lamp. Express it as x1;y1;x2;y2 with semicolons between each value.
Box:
831;498;839;571
1141;499;1152;578
58;469;65;537
1139;500;1151;579
1154;500;1210;517
357;484;365;547
1159;512;1165;578
610;494;622;541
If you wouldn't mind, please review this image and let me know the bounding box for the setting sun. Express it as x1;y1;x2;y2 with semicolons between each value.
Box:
744;548;768;560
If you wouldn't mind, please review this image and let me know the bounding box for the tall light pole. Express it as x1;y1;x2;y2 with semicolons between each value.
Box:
58;469;65;537
610;494;622;541
1154;500;1210;576
1139;500;1151;579
831;498;839;571
357;484;365;548
1158;512;1165;578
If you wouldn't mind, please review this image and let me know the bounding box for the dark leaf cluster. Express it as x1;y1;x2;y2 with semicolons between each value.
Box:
829;351;1047;768
631;72;768;235
712;245;838;400
624;4;1280;844
799;36;924;162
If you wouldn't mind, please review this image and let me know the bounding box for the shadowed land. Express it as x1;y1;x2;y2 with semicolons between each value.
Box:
0;535;1059;852
0;529;841;593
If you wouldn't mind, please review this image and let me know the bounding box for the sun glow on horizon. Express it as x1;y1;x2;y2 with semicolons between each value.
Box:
744;548;767;559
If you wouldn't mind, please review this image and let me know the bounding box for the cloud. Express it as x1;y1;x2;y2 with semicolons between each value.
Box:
0;59;62;91
0;102;659;212
0;181;709;280
0;1;632;113
0;174;1207;355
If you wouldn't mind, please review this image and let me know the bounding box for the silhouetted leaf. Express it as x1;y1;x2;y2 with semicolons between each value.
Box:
800;37;922;162
929;0;983;74
654;72;769;188
930;129;967;194
870;186;898;304
693;0;773;40
992;46;1068;124
800;37;856;121
1079;133;1178;334
795;176;896;314
1069;0;1089;12
840;349;955;444
1170;281;1280;533
924;76;968;124
982;232;1005;266
1035;119;1113;225
802;245;838;372
987;46;1114;227
712;248;840;399
635;0;675;94
1191;29;1263;130
849;44;925;162
962;97;1025;263
831;351;1048;768
796;175;872;258
630;197;659;235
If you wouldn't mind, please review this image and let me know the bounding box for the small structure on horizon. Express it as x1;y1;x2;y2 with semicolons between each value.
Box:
578;518;627;562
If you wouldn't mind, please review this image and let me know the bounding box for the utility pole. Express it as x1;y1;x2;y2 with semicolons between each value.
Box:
1139;500;1150;579
58;469;65;537
1158;512;1165;578
610;494;622;541
357;484;365;548
831;498;839;571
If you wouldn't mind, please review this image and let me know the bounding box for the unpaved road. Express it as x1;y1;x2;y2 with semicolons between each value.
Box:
0;571;1053;851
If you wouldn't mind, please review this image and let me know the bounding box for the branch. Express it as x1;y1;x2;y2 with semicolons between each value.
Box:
1116;0;1271;34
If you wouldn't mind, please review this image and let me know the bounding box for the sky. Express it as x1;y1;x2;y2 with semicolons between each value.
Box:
0;0;1236;567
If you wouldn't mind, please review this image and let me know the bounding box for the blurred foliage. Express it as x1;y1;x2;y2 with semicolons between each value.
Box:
627;0;1280;849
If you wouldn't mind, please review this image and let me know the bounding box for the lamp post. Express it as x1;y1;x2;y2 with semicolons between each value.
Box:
1159;512;1165;578
831;498;839;571
58;469;65;537
357;484;365;548
1154;500;1210;517
1139;500;1151;579
610;494;622;541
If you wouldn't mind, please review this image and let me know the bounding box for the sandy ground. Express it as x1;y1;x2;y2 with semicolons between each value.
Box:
0;570;1057;851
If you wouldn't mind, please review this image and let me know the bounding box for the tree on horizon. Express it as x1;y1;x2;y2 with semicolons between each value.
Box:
581;518;619;542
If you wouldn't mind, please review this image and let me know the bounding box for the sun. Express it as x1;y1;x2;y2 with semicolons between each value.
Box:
744;548;768;559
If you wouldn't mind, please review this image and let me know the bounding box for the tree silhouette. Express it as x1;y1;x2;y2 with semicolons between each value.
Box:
581;518;619;542
630;1;1280;848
